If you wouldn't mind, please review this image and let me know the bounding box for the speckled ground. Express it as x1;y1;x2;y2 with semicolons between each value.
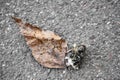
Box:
0;0;120;80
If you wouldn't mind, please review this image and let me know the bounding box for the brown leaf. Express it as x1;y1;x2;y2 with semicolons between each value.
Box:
12;17;67;68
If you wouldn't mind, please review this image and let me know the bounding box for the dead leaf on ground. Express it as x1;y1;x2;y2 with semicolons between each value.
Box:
12;17;67;68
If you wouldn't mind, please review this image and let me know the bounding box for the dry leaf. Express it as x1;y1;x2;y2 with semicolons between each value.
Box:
12;17;67;68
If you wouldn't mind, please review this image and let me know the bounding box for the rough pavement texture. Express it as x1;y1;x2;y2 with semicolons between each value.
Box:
0;0;120;80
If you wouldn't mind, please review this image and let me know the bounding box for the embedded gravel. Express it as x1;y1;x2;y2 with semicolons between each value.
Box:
0;0;120;80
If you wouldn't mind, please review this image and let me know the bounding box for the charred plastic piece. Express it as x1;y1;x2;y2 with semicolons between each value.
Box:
65;44;86;69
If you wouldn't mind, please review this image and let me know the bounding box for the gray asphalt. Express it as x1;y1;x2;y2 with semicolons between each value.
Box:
0;0;120;80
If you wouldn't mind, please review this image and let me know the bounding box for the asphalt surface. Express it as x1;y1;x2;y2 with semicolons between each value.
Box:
0;0;120;80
